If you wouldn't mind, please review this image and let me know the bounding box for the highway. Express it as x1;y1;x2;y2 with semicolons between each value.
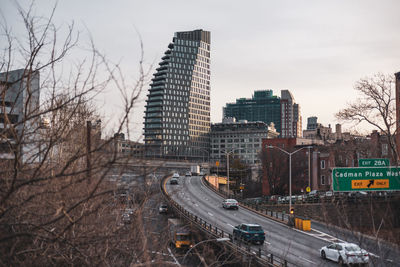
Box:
166;175;341;266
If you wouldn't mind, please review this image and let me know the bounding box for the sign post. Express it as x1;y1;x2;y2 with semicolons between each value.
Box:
332;166;400;192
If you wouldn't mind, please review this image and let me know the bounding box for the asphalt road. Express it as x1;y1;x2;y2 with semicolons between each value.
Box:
166;175;400;267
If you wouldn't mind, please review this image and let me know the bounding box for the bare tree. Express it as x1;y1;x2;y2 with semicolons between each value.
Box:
0;3;177;266
336;73;398;163
260;149;288;196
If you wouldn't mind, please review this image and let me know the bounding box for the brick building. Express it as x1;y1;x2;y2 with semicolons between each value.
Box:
261;130;394;196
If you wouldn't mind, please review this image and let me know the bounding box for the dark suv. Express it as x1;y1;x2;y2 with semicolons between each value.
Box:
233;223;265;244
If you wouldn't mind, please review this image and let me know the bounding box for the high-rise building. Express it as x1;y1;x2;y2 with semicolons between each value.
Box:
307;116;319;130
223;90;281;133
281;90;302;138
293;103;302;138
143;29;211;159
0;69;40;162
223;89;301;138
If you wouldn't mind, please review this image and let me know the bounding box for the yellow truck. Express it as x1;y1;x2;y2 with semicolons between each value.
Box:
168;218;192;249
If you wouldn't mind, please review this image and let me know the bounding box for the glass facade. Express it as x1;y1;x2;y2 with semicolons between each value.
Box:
223;90;281;134
223;90;302;138
144;30;210;159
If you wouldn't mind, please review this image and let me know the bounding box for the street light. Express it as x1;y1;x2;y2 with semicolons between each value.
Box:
182;237;230;264
266;145;312;214
198;148;210;173
222;148;242;196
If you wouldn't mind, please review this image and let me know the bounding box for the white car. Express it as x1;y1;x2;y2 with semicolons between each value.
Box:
222;199;239;210
320;242;369;266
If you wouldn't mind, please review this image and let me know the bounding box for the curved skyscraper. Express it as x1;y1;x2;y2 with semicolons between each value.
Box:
144;30;210;160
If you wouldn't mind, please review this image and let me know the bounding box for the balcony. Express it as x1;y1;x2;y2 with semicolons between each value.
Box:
156;66;168;72
150;80;166;87
145;107;162;113
151;75;167;82
154;69;167;76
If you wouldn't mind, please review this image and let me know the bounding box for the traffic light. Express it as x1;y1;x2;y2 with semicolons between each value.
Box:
290;207;294;215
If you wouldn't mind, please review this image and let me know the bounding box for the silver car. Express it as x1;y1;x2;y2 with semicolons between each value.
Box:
320;242;369;266
222;199;239;210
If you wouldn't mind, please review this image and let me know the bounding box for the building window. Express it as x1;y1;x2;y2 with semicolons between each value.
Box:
321;175;325;185
382;144;388;156
320;160;325;169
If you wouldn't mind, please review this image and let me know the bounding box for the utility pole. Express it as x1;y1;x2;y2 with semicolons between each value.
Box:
308;146;311;188
227;153;230;196
267;145;312;215
86;121;91;182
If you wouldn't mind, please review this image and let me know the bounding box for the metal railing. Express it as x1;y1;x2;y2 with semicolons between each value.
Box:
160;176;297;267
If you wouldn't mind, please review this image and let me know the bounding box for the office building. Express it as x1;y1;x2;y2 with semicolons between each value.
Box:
223;89;301;138
306;116;319;130
223;90;281;133
281;90;302;138
210;117;279;165
143;30;211;159
112;133;144;157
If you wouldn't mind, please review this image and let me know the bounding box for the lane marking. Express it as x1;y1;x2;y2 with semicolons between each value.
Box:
207;212;214;217
298;255;316;265
227;223;235;228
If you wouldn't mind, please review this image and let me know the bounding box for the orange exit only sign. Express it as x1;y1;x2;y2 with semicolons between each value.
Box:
351;179;389;189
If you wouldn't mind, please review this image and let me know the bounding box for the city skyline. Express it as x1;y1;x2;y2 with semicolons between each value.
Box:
2;0;400;140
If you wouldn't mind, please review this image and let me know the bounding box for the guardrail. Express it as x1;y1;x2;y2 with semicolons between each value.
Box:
161;176;298;267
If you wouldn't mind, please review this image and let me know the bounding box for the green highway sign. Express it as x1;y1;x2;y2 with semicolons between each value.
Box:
332;167;400;192
358;158;389;167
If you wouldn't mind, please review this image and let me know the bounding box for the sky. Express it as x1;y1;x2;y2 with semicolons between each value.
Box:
2;0;400;141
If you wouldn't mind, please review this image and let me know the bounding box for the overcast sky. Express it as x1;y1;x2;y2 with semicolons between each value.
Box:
2;0;400;140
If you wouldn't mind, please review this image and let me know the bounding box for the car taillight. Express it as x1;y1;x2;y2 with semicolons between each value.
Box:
346;253;355;257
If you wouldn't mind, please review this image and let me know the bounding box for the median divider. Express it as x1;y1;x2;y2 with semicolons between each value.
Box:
161;175;298;267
